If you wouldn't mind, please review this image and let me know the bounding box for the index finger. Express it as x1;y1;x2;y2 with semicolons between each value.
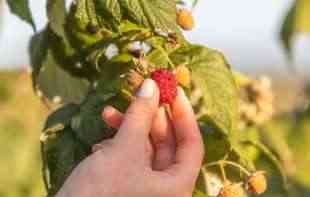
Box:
115;79;159;147
169;87;204;175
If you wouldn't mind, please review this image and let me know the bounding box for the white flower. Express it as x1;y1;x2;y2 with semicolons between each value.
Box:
105;44;119;60
129;41;142;51
141;42;152;54
128;41;152;55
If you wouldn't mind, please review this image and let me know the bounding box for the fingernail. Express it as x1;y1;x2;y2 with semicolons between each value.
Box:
137;79;156;98
102;106;115;118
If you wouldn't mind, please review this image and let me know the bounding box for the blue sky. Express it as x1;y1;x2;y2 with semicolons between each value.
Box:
1;0;308;75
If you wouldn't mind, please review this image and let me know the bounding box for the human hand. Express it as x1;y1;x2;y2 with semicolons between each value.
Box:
56;79;204;197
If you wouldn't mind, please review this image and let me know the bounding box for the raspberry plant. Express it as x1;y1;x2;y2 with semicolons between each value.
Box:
3;0;289;196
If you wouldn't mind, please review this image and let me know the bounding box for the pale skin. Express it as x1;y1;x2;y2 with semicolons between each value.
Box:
56;79;204;197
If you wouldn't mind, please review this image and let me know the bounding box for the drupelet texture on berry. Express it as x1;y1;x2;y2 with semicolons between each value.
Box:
151;68;177;104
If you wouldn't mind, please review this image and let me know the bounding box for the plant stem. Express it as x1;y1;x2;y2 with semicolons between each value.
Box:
204;160;251;176
219;160;227;182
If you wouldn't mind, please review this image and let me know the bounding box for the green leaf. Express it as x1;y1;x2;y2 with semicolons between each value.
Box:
96;53;133;94
47;27;95;79
34;50;90;104
6;0;36;31
71;93;117;146
280;0;310;56
95;0;122;26
171;45;239;135
43;104;80;131
146;48;170;68
231;127;261;170
47;0;66;37
280;1;297;57
43;128;89;196
29;29;49;87
200;123;231;163
119;0;179;32
118;20;145;33
65;0;113;50
30;27;94;90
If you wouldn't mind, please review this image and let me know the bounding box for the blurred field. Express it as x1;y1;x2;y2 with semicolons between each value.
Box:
0;70;47;197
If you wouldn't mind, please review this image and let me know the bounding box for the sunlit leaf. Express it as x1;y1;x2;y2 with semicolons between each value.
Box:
119;0;179;32
170;45;238;135
47;0;66;37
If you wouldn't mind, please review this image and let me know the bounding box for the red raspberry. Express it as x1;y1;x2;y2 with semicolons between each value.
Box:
151;68;177;104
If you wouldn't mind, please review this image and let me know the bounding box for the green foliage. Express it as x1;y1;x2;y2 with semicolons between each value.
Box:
29;27;91;104
43;128;89;197
71;93;117;146
34;50;90;104
118;0;179;32
170;45;238;136
6;0;35;30
47;0;66;38
280;0;310;57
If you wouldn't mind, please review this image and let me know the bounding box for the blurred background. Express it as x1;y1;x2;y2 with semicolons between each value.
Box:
0;0;309;196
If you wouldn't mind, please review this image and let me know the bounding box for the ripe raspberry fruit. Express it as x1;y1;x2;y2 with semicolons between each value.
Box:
245;171;267;195
175;65;191;87
151;68;177;104
176;9;194;31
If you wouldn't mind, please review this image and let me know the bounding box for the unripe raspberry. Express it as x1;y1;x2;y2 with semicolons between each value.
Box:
126;70;144;92
175;65;191;87
245;171;267;195
217;183;245;197
176;9;194;31
151;68;177;104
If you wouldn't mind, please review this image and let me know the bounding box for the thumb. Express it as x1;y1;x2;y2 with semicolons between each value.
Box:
114;79;159;149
